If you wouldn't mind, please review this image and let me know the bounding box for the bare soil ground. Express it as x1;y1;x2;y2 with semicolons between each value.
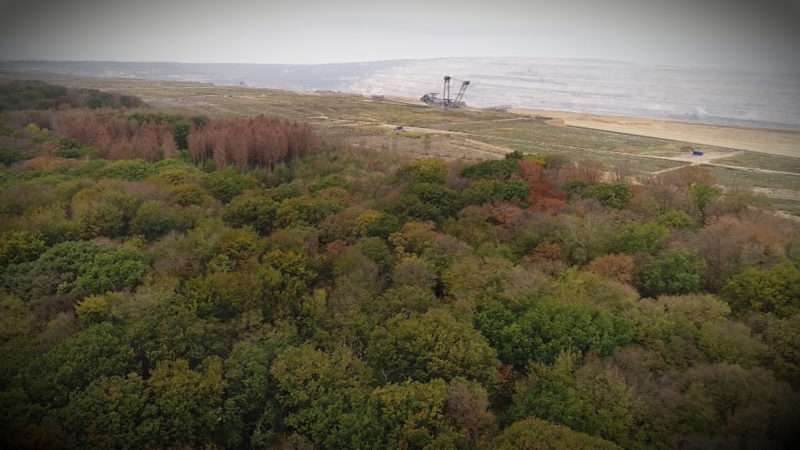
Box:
510;108;800;158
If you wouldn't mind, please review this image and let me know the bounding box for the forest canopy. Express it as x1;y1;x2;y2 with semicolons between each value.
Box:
1;82;799;449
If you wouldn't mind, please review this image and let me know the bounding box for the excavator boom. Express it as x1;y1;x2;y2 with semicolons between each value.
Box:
422;75;469;109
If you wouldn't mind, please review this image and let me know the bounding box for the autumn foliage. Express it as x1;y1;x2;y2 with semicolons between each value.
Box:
588;253;636;284
517;159;567;212
187;116;316;169
50;109;178;161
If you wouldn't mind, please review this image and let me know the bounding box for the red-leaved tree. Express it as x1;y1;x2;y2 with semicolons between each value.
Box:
187;115;316;169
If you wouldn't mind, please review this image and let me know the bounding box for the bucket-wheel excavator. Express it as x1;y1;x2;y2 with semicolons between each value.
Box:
420;75;470;109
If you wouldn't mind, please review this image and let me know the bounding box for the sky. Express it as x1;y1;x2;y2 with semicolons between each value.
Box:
0;0;798;72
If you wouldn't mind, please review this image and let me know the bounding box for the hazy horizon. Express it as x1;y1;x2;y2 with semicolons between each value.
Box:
4;58;798;129
3;56;799;75
1;0;798;73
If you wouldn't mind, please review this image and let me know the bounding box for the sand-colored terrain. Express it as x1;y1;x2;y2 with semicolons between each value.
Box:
510;108;800;158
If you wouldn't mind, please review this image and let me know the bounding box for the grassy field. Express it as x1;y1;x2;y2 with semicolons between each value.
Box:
429;118;691;156
707;166;800;191
2;71;798;213
715;151;800;174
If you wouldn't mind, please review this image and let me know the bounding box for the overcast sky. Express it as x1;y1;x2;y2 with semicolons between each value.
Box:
1;0;798;72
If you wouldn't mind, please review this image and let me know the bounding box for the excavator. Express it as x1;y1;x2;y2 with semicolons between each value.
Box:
420;75;470;109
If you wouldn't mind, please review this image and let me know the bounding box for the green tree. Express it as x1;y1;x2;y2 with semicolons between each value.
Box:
130;200;180;240
22;323;134;407
270;344;374;449
75;295;109;324
614;221;669;255
389;183;462;223
367;379;460;449
275;195;344;228
0;292;37;388
124;303;230;372
72;183;139;238
101;160;157;181
640;250;705;297
74;247;148;294
0;230;46;271
205;168;258;203
495;417;620;450
0;147;30;167
697;319;765;367
679;363;798;443
395;158;448;184
223;195;278;235
583;183;631;209
366;285;439;322
757;313;800;388
219;340;284;448
656;210;696;229
365;308;499;385
721;262;800;317
148;357;225;445
259;250;316;316
515;299;633;365
215;227;260;267
691;183;722;224
168;183;208;206
2;240;111;300
60;374;159;449
461;158;519;180
509;351;642;447
494;178;531;201
363;212;402;238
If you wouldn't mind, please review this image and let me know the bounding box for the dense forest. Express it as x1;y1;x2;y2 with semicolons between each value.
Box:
1;82;800;449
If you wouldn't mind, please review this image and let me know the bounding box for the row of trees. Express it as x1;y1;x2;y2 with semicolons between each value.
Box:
186;115;317;169
4;108;317;168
